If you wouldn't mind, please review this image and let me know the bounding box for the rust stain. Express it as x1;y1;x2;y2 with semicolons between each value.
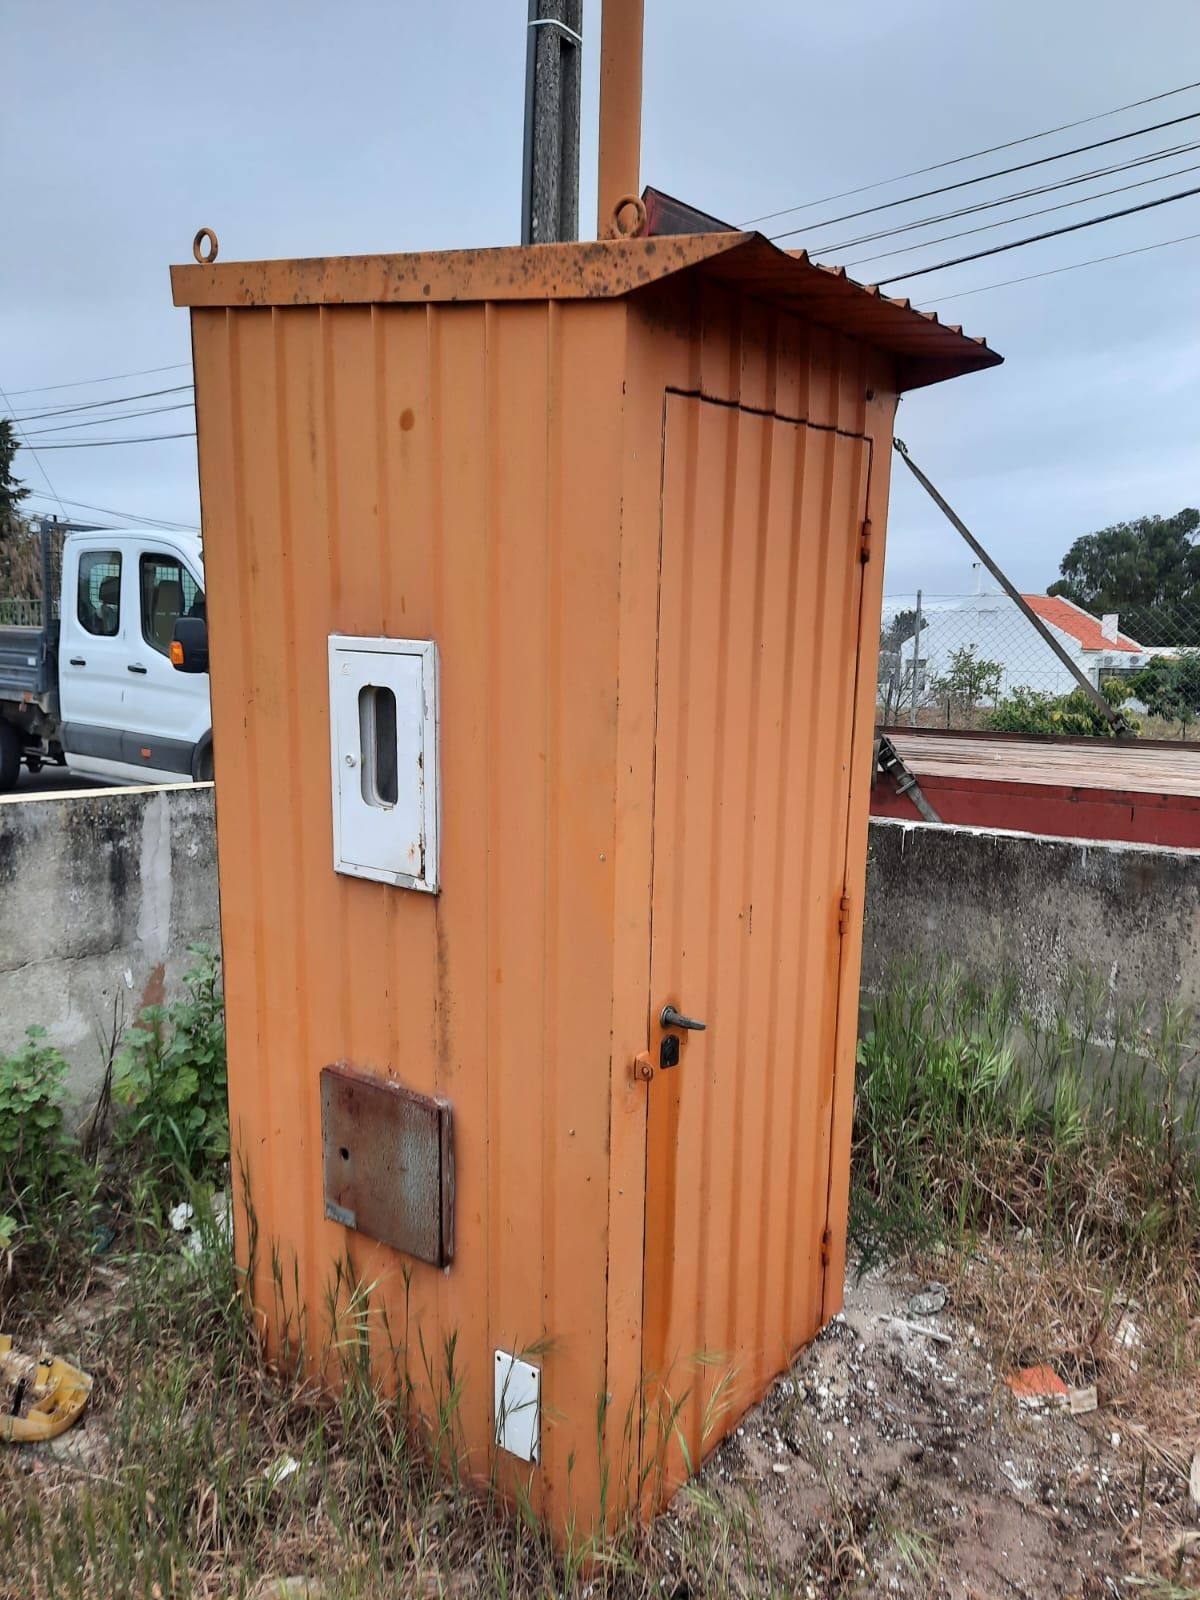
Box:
135;962;166;1021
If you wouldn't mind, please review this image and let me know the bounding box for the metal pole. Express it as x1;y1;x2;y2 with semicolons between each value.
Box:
521;0;583;245
909;590;922;727
894;439;1134;736
597;0;643;236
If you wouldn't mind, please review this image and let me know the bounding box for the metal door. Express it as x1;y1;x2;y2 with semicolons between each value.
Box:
641;394;871;1493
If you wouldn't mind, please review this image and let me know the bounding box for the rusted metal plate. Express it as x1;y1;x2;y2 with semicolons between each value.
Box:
321;1064;454;1268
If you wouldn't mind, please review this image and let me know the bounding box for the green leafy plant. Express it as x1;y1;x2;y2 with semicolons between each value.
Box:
113;947;228;1182
986;675;1138;736
931;644;1004;716
0;1026;80;1212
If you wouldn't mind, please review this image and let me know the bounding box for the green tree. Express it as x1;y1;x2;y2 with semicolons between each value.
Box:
932;645;1004;716
1048;508;1200;625
0;419;28;536
1129;654;1200;738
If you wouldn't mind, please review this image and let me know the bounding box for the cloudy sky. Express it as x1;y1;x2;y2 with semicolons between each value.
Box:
4;0;1199;601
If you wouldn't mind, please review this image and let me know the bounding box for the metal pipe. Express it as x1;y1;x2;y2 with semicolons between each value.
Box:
894;439;1135;737
597;0;643;236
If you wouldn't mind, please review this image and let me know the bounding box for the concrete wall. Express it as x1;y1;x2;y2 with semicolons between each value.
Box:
863;816;1200;1041
4;787;1199;1100
0;784;220;1099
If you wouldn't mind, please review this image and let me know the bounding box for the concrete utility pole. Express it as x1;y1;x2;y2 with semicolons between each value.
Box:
596;0;644;235
521;0;584;244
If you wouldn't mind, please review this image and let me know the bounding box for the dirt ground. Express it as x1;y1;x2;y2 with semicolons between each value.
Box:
660;1257;1200;1599
6;1248;1200;1598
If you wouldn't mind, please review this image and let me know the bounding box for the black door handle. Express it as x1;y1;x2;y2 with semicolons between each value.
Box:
660;1005;706;1032
127;663;148;675
69;657;86;667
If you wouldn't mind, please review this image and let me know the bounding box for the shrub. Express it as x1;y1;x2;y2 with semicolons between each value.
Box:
0;1026;85;1252
0;1027;80;1205
113;947;228;1184
985;676;1138;737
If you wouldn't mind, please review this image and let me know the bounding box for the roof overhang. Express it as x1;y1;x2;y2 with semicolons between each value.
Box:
172;231;1001;393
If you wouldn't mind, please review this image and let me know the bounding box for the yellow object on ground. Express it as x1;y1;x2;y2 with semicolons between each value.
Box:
0;1333;93;1443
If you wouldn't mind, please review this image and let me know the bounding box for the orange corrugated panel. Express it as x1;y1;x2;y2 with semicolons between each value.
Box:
177;233;993;1538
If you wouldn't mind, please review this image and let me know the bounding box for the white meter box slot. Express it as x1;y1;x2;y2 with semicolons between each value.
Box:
328;636;440;892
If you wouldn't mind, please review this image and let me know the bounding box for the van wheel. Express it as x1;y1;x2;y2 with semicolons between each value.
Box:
192;736;214;783
0;723;21;792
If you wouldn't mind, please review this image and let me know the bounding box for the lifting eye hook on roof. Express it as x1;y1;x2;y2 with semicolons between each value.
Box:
604;193;647;241
192;228;219;265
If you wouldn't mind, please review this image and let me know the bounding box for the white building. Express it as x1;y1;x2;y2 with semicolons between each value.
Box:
894;592;1150;703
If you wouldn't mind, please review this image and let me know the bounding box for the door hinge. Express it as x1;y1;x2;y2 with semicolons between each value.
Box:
837;894;852;936
820;1227;833;1266
859;518;872;563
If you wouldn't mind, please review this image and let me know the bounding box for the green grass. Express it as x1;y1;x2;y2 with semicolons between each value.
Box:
852;962;1200;1290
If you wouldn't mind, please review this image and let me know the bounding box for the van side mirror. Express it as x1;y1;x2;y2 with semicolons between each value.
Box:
170;616;209;674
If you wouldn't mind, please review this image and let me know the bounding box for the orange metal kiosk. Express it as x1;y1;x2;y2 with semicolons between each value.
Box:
173;228;998;1530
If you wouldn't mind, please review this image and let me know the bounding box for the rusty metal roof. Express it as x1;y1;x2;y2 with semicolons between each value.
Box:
171;231;1000;392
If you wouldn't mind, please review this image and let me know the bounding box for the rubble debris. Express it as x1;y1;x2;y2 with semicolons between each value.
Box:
1004;1364;1069;1408
907;1281;948;1317
882;1314;952;1345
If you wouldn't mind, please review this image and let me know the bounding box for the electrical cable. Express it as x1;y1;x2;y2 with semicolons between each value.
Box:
22;492;199;531
875;180;1200;283
923;227;1200;301
31;432;197;450
0;379;68;520
22;402;195;438
11;384;194;423
811;138;1200;255
841;155;1200;270
769;107;1200;242
23;493;199;532
4;363;191;399
741;77;1200;226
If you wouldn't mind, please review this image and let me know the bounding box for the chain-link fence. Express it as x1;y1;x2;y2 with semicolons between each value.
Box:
879;591;1200;736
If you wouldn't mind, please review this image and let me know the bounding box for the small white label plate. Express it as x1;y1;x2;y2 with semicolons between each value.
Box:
494;1350;541;1463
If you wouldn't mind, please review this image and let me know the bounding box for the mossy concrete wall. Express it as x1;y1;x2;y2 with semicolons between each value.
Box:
863;817;1200;1044
0;784;220;1099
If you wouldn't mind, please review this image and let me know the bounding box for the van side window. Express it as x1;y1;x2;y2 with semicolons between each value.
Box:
77;551;122;637
140;554;203;656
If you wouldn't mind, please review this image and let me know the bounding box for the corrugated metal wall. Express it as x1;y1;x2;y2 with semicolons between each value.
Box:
190;273;898;1532
642;392;870;1486
192;298;630;1521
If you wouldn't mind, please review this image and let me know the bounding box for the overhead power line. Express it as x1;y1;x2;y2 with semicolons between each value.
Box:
742;77;1200;227
22;402;196;438
812;138;1200;256
0;379;68;520
842;154;1200;270
23;492;199;531
876;180;1200;283
12;384;194;423
770;107;1200;242
29;431;198;450
925;227;1200;302
4;362;192;399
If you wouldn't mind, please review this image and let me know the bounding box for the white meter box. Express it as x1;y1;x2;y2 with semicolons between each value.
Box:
328;636;440;892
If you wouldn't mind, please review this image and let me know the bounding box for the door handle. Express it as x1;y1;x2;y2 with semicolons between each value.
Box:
69;657;86;667
127;663;148;675
660;1005;706;1032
